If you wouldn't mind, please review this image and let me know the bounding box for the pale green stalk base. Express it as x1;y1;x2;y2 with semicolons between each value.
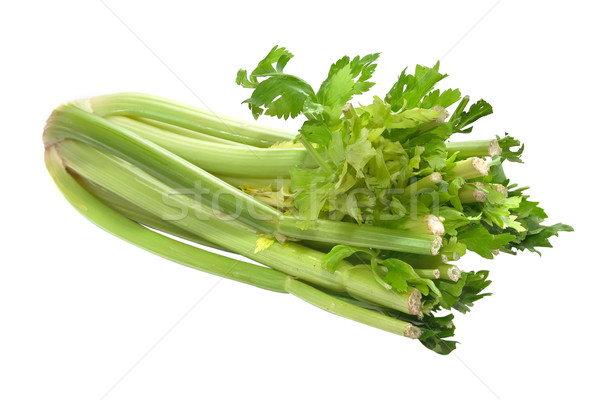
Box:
403;172;442;196
452;157;490;180
438;264;462;282
76;175;230;252
458;182;487;203
446;139;501;158
394;253;447;268
45;146;288;292
415;268;441;280
401;214;445;236
284;278;421;338
44;103;281;232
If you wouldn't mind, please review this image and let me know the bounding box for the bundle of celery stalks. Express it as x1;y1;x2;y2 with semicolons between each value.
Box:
43;46;571;354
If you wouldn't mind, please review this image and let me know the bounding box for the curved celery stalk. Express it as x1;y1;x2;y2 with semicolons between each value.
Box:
88;92;296;148
44;146;288;292
134;117;252;146
75;175;229;252
44;103;281;232
45;147;421;338
283;279;420;338
44;103;441;256
105;115;310;178
53;139;423;315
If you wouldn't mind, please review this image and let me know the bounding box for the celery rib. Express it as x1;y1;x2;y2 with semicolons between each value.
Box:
46;146;420;337
52;139;422;314
44;103;440;256
106;115;310;178
45;146;289;293
88;92;297;147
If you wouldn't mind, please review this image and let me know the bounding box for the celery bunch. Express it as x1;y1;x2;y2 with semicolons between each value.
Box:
43;46;571;354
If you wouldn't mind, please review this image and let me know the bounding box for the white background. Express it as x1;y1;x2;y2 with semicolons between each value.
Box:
1;1;598;399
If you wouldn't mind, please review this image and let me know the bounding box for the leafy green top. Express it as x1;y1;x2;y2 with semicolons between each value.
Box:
237;46;572;354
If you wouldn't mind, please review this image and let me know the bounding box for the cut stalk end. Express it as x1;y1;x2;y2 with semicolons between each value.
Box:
430;172;443;184
489;139;502;157
408;289;423;315
431;236;443;256
459;182;487;203
446;266;461;282
425;215;445;236
404;324;422;339
439;264;462;282
433;105;450;124
472;157;490;176
494;183;508;197
453;157;490;180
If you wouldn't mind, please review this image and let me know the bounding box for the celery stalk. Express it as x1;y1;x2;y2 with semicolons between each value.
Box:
89;92;296;147
105;115;311;178
45;103;441;255
53;139;423;315
46;146;421;337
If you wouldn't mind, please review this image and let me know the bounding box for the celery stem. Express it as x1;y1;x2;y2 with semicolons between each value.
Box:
415;269;441;280
46;147;421;337
88;93;296;147
299;135;334;174
451;157;490;180
52;139;423;314
446;139;501;158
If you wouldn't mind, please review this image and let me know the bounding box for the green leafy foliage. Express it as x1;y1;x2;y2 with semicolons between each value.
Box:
497;133;525;163
387;62;455;111
381;258;441;296
436;270;492;313
457;224;515;259
453;271;492;313
237;46;572;354
418;314;457;355
316;54;380;124
321;245;375;273
236;45;379;128
452;99;493;133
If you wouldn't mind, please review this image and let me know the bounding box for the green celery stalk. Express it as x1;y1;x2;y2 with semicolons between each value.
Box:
402;172;443;196
278;218;442;255
45;103;441;255
45;145;288;292
391;253;450;268
446;139;501;158
458;182;487;203
283;278;421;338
88;92;296;148
218;175;291;190
45;103;281;232
105;115;312;178
45;146;421;338
53;139;423;315
415;269;441;280
451;157;490;180
438;264;462;282
75;174;229;252
133;117;251;146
